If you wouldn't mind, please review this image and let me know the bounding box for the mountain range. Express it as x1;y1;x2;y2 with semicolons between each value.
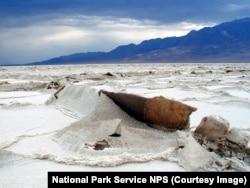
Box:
30;17;250;65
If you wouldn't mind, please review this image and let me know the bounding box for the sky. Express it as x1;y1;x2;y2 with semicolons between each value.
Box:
0;0;250;65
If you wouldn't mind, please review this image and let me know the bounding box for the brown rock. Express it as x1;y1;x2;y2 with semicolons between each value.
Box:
94;139;110;150
193;116;250;162
194;115;229;141
99;90;197;130
144;96;197;130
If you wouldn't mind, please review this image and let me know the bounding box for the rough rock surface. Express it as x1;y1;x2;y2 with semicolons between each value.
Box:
194;115;250;163
99;90;197;130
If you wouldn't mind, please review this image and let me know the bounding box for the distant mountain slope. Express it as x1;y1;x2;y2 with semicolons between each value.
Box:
30;17;250;65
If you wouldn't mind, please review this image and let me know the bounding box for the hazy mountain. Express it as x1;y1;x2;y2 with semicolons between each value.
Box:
30;17;250;65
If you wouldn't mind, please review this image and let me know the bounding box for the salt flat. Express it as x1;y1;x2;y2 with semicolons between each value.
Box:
0;63;250;187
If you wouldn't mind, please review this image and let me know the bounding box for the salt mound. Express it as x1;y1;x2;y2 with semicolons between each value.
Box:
51;93;178;166
46;85;99;118
55;119;122;152
20;84;245;170
176;131;224;171
226;128;250;146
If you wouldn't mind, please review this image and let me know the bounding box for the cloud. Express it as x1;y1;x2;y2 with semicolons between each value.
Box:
225;1;250;12
0;14;216;64
1;0;245;25
0;0;249;64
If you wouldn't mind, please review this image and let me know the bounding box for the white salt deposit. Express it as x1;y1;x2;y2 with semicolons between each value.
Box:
176;131;225;171
0;63;250;187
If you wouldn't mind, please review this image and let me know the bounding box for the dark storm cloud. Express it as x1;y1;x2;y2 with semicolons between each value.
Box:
1;0;250;23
